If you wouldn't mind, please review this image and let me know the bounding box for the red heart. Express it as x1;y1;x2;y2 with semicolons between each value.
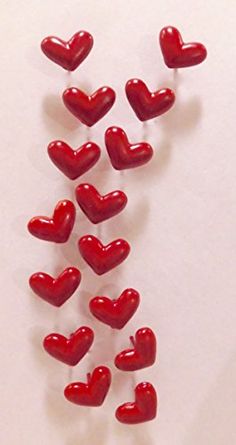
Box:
78;235;130;275
126;79;175;121
64;366;111;406
41;30;93;71
27;200;76;243
43;326;94;366
116;382;157;424
159;26;207;68
47;141;101;180
75;183;127;224
105;126;153;170
63;86;116;127
29;267;81;307
115;327;156;371
89;288;140;329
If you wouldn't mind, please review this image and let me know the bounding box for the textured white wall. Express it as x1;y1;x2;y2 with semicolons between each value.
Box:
1;0;236;444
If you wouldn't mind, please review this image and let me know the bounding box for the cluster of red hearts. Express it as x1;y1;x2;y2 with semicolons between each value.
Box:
27;26;206;424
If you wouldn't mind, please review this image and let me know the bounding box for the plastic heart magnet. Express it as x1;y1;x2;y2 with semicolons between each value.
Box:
126;79;175;121
78;235;130;275
159;26;207;68
115;327;157;371
27;200;76;243
75;183;127;224
43;326;94;366
41;30;93;71
63;86;116;127
116;382;157;424
29;267;81;307
64;366;111;406
89;288;140;329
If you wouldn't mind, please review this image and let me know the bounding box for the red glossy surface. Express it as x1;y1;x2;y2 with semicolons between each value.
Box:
75;183;127;224
116;382;157;424
126;79;175;121
105;126;153;170
48;141;101;180
27;200;76;243
115;327;156;371
63;86;116;127
43;326;94;366
64;366;111;406
41;31;93;71
159;26;207;68
29;267;81;307
89;288;140;329
78;235;130;275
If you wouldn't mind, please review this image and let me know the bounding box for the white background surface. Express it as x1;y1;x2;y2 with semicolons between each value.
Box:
1;0;236;444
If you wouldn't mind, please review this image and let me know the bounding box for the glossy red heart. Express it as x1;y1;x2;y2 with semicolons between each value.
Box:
29;267;81;307
48;141;101;180
43;326;94;366
105;126;153;170
78;235;130;275
75;183;127;224
41;30;93;71
115;327;156;371
159;26;207;68
116;382;157;424
63;86;116;127
126;79;175;121
27;200;76;243
89;288;140;329
64;366;111;406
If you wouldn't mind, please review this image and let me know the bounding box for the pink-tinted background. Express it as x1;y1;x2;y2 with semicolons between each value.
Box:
1;0;236;444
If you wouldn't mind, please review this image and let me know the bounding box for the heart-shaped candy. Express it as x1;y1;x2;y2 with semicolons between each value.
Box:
75;183;127;224
89;288;140;329
64;366;111;406
78;235;130;275
41;30;93;71
126;79;175;121
115;327;156;371
63;86;116;127
43;326;94;366
105;126;153;170
48;141;101;180
27;200;76;243
29;267;81;307
159;26;207;68
116;382;157;424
